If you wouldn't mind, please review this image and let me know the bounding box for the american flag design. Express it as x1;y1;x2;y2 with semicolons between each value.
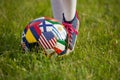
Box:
38;32;57;49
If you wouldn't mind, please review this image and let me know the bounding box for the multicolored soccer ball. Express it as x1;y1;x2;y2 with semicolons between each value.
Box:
21;17;67;56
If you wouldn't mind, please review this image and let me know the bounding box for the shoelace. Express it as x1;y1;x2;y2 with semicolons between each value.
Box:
62;22;78;49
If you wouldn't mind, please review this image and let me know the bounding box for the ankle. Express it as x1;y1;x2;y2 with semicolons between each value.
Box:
63;13;76;24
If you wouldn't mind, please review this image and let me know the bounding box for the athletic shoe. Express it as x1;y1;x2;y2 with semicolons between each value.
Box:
62;12;80;53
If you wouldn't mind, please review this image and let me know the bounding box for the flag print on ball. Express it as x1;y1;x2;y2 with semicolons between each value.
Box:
39;18;66;40
54;40;67;55
21;17;68;56
21;22;42;51
38;32;57;49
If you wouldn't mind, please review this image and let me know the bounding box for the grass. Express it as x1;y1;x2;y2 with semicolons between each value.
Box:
0;0;120;80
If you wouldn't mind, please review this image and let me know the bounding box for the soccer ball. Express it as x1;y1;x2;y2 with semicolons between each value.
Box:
21;17;67;56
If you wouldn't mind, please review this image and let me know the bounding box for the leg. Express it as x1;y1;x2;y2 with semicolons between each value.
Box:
62;0;77;21
62;0;80;52
51;0;79;54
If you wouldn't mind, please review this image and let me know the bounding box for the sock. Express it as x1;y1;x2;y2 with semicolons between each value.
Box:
51;0;77;22
62;0;77;21
50;0;63;23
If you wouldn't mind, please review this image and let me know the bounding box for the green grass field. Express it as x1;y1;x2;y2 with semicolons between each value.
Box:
0;0;120;80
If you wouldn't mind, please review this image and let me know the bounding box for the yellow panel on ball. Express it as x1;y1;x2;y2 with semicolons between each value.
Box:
25;29;37;43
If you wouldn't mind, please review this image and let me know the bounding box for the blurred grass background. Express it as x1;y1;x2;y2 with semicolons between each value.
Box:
0;0;120;80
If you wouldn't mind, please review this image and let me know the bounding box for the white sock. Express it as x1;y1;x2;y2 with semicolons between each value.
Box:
51;0;77;22
50;0;63;23
62;0;77;21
